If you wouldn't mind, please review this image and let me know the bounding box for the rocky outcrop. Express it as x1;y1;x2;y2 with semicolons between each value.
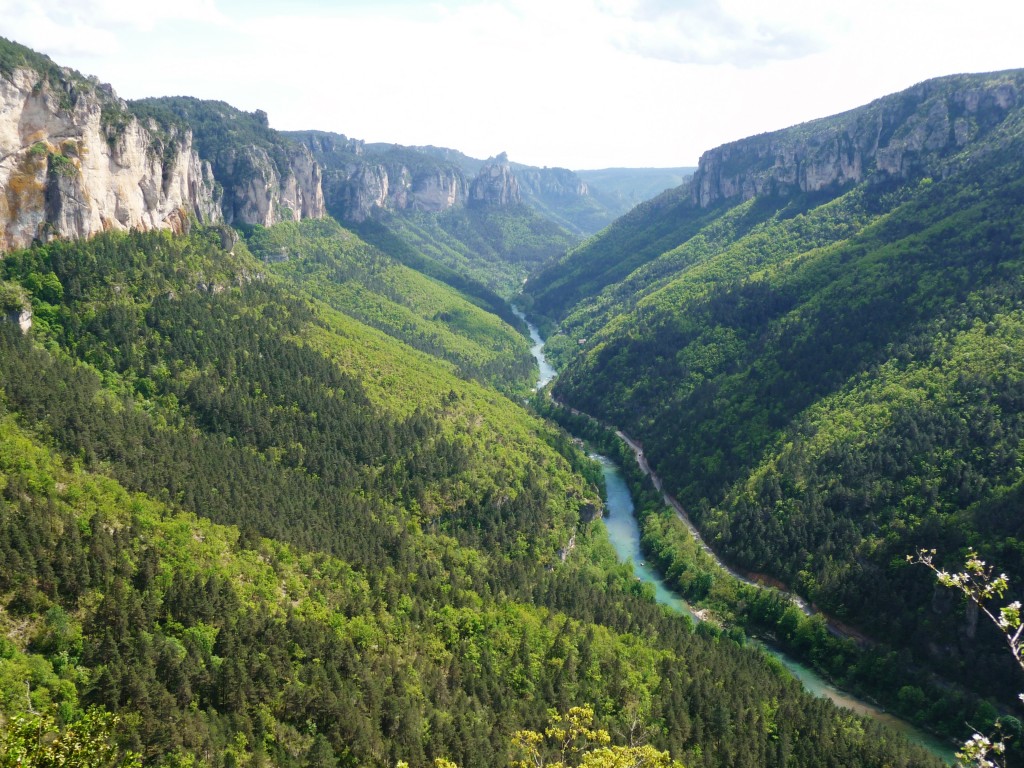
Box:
692;70;1024;207
0;67;220;252
410;169;464;212
333;162;392;222
468;153;521;209
1;279;31;331
129;98;326;229
7;306;31;332
218;142;325;226
292;131;468;222
514;167;589;201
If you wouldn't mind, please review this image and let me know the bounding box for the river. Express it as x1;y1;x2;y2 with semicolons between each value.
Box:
515;308;956;763
511;305;557;389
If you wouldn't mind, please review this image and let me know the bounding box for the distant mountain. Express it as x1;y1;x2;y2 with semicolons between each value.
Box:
288;133;689;296
243;217;536;392
289;131;679;236
0;35;960;768
527;68;1024;710
576;167;695;213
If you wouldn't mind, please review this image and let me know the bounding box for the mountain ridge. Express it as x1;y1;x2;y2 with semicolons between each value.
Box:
0;35;993;768
691;69;1023;207
529;66;1024;717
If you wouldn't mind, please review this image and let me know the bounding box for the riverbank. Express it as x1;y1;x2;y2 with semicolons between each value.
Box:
590;441;956;761
514;309;957;763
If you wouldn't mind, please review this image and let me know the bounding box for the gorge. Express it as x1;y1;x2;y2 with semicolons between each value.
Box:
1;33;1020;768
517;306;956;763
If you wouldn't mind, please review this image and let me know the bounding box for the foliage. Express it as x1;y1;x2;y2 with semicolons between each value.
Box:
128;97;283;165
348;218;523;328
0;708;141;768
0;36;89;90
523;186;727;329
508;167;620;237
0;225;948;767
244;218;535;392
293;131;626;239
915;550;1024;673
536;82;1024;713
509;706;683;768
535;395;981;746
0;279;28;314
361;205;577;299
128;96;303;222
912;550;1024;767
47;151;77;178
575;168;695;218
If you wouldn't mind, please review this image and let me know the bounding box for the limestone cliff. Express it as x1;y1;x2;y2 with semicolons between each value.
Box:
468;153;521;209
130;98;325;228
0;279;31;331
514;166;589;202
0;60;220;252
293;134;610;231
693;70;1024;207
290;131;468;222
217;141;324;226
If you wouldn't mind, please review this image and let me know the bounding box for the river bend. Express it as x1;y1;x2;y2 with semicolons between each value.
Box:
516;307;955;763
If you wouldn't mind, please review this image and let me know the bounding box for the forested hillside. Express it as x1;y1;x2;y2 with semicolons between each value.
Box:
357;204;577;298
575;168;695;217
242;218;535;392
529;69;1024;709
0;224;945;767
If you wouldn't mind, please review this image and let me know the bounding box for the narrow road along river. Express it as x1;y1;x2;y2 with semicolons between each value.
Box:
515;307;956;764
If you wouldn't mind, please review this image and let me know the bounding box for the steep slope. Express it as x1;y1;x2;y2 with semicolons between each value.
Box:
523;184;722;331
532;69;1024;705
290;131;470;222
509;161;629;235
290;133;579;296
528;69;1022;325
364;204;577;298
130;97;325;227
242;218;535;392
0;225;945;768
0;38;220;251
291;132;638;236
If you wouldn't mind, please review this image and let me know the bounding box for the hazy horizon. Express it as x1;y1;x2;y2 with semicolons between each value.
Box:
2;0;1022;169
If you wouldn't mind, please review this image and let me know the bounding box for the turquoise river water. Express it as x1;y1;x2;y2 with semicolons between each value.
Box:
515;307;956;763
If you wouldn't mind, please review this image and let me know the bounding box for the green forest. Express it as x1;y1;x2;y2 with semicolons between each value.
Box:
529;69;1024;735
356;206;577;299
5;34;1024;768
0;224;944;767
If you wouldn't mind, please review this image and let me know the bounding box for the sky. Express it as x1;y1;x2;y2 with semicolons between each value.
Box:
1;0;1023;169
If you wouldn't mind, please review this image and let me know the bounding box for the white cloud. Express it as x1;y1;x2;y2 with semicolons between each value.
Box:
596;0;827;66
1;0;1022;168
0;0;229;58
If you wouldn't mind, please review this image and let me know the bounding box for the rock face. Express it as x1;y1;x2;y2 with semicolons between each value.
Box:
468;153;521;209
410;169;465;212
0;67;220;252
132;99;326;228
296;133;600;227
692;70;1024;207
218;142;324;226
9;307;31;332
514;167;589;201
329;161;466;222
293;131;468;222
